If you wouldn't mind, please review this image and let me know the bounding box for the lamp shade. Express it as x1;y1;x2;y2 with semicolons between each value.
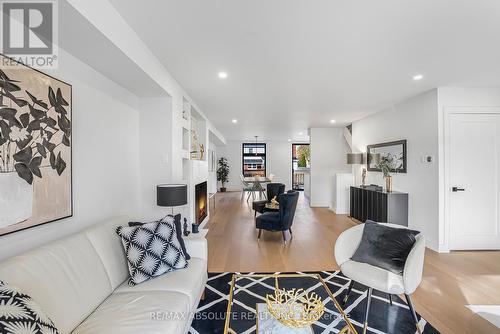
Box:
347;153;365;165
157;184;187;207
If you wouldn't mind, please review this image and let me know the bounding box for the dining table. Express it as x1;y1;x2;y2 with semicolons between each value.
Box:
243;176;271;199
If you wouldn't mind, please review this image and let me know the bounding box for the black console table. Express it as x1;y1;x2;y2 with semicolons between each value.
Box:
349;186;408;226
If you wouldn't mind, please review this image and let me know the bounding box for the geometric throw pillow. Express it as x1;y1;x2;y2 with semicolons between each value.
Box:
128;214;191;260
351;220;420;275
0;280;59;334
116;221;188;286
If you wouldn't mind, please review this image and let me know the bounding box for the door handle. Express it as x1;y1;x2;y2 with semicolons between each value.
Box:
452;187;465;192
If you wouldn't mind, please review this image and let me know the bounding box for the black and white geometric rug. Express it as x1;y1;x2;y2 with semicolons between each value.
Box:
189;271;440;334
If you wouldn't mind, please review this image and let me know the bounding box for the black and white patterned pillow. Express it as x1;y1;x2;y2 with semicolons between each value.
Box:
0;280;59;334
116;221;188;285
128;214;191;260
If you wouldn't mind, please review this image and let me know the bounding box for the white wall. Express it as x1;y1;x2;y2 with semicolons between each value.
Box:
139;98;173;220
0;0;227;260
70;0;226;226
216;141;241;191
267;141;293;190
332;173;354;214
207;141;218;194
67;0;226;185
217;140;294;191
352;89;439;250
437;87;500;251
309;128;351;207
0;49;141;260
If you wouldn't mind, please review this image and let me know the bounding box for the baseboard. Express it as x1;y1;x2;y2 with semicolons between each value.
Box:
330;207;349;215
309;200;330;207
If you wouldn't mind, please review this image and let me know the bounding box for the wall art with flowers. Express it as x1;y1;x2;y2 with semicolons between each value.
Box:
0;55;72;236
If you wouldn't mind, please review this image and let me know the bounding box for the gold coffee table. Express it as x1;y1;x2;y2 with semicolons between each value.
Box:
223;273;357;334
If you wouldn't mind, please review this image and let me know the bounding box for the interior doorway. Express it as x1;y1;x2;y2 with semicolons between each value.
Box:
292;144;310;191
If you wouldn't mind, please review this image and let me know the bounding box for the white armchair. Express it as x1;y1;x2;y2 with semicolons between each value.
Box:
334;223;425;334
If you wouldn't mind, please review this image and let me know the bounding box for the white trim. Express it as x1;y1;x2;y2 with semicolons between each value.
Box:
441;106;500;251
330;207;350;215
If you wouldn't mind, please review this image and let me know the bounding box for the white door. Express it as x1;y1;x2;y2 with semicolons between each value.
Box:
449;113;500;250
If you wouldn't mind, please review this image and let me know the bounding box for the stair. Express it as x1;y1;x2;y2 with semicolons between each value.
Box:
343;125;353;151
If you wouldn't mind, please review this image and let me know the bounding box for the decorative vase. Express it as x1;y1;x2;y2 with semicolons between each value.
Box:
385;175;393;192
192;223;199;234
0;172;33;228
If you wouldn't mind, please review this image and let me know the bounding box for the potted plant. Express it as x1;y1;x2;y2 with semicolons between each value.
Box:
217;157;229;192
0;70;71;227
376;153;402;192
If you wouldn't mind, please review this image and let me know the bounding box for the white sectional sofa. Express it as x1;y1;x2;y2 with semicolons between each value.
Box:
0;217;208;334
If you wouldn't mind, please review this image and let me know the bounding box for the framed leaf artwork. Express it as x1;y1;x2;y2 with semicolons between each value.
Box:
0;54;72;236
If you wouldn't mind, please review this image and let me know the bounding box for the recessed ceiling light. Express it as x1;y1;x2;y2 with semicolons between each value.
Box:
330;119;336;124
218;71;228;79
299;132;303;136
413;74;423;81
288;138;291;142
231;119;237;124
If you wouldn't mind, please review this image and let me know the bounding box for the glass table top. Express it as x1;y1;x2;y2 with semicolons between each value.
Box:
223;273;357;334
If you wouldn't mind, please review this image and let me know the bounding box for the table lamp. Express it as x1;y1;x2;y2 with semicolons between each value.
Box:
347;153;367;186
157;184;187;214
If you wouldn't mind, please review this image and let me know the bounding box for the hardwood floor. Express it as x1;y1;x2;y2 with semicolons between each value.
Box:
205;191;500;334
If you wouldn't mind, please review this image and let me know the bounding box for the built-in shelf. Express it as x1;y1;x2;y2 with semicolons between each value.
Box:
181;149;190;160
182;99;191;121
190;106;207;161
180;96;211;231
182;157;190;181
185;229;208;240
182;127;190;151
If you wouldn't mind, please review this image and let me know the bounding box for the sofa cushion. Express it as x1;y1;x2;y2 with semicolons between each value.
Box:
116;222;188;286
71;291;190;334
0;280;59;334
85;217;129;290
114;257;207;309
255;212;281;230
0;233;112;334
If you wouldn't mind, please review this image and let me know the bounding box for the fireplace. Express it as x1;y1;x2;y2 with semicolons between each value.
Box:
195;181;208;225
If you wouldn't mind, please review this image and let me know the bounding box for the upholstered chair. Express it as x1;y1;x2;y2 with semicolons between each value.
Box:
256;190;299;244
334;223;425;334
252;183;286;217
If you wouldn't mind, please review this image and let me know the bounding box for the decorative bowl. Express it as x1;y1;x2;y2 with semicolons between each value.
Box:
265;288;325;328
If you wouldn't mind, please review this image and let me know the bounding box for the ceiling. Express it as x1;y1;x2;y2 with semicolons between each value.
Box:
59;1;167;97
108;0;500;140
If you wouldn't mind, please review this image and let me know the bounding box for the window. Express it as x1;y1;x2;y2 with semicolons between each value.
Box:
242;143;266;177
292;143;310;190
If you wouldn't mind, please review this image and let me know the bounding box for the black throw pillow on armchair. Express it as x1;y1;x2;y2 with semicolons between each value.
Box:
351;220;419;275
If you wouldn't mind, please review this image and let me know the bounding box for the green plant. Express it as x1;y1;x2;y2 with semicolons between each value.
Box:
217;157;229;188
376;153;402;177
296;145;310;168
